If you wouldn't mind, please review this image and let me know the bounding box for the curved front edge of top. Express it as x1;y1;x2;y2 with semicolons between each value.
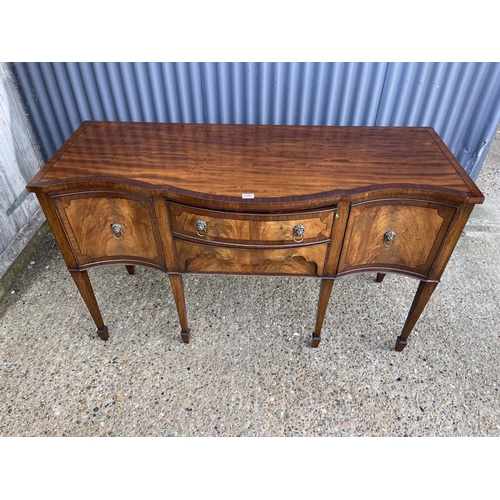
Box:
28;176;345;211
27;175;483;213
163;184;480;213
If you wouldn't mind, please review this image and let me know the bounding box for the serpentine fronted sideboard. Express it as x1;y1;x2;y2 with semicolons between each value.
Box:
26;121;484;351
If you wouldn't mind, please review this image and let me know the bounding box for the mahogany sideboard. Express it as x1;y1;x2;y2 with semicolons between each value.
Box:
26;121;484;351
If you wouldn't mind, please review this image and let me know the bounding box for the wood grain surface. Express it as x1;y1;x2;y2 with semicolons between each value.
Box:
27;122;484;210
175;239;328;276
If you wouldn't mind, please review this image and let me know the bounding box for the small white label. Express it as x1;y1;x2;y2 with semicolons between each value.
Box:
242;193;254;199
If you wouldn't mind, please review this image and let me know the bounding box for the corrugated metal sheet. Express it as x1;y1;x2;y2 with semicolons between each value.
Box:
375;62;500;178
9;62;500;179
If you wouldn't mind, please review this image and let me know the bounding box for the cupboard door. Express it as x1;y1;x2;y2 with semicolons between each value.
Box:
337;200;456;278
53;192;165;268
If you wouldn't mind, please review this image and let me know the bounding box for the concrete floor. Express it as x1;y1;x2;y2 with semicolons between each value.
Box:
1;131;500;437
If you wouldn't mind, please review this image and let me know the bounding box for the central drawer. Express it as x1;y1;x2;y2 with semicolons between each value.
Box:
168;203;335;246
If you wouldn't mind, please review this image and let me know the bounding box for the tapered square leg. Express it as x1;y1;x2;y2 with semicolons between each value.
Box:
312;279;334;347
70;270;108;340
395;280;438;351
125;265;135;275
376;273;386;283
168;274;190;344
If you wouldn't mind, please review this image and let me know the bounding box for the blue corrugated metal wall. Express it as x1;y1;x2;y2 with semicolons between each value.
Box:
9;62;500;179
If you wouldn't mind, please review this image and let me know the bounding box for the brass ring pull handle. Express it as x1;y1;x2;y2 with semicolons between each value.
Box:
293;224;306;242
111;223;124;240
196;219;207;237
383;230;396;247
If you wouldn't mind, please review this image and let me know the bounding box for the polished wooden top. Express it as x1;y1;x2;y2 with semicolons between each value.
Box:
27;121;484;209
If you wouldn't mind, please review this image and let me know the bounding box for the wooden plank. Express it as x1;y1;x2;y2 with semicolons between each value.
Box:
0;63;44;270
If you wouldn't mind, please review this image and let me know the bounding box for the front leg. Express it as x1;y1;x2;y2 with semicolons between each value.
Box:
312;279;334;347
168;274;190;344
70;270;108;340
395;280;438;351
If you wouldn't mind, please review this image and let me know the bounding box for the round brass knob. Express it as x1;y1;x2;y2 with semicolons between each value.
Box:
110;223;124;240
293;224;306;242
196;219;207;237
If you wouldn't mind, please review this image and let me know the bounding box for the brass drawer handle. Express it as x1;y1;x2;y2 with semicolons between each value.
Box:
293;224;306;242
110;223;124;240
196;219;207;237
383;230;396;247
